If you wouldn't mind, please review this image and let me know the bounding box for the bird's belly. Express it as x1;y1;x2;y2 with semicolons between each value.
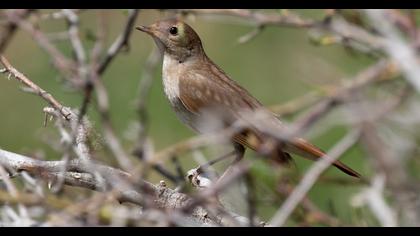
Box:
168;96;230;134
168;97;203;132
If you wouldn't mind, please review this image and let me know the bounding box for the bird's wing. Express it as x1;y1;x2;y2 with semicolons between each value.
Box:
178;62;262;119
178;62;271;150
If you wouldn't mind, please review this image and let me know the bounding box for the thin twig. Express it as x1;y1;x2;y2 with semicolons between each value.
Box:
269;60;396;142
245;172;257;227
92;71;134;171
351;174;398;226
97;9;139;75
63;9;86;69
133;47;160;161
0;55;73;121
176;9;315;28
87;10;135;172
365;9;420;92
177;9;386;53
3;10;78;81
269;130;361;226
0;10;32;53
276;180;341;226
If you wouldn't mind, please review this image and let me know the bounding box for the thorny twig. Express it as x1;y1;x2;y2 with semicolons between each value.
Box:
0;55;73;121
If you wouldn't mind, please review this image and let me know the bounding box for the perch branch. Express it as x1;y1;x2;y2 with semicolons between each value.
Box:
0;148;239;226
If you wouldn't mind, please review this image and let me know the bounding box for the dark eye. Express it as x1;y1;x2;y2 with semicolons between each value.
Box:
169;26;178;35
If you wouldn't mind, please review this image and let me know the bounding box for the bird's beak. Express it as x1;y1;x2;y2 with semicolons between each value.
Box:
136;25;154;36
136;24;165;53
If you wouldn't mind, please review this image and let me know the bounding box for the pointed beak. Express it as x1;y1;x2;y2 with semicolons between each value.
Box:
136;24;165;52
136;25;154;35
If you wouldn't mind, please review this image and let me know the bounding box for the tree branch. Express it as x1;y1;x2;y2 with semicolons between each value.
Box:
0;55;73;121
0;148;242;226
269;130;361;226
97;9;139;75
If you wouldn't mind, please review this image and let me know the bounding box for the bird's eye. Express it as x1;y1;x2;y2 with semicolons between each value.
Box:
169;26;178;35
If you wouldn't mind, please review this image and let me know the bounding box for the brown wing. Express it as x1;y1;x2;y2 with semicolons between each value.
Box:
178;60;270;151
178;60;262;119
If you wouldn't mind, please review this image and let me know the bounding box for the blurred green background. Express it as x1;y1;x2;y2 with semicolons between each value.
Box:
0;10;376;225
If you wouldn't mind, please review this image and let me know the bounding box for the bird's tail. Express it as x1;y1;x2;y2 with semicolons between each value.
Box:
285;137;361;178
233;129;361;178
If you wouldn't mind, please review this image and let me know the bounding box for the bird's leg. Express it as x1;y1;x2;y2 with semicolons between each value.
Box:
215;143;245;185
187;147;241;188
232;143;246;163
198;150;236;171
194;149;238;185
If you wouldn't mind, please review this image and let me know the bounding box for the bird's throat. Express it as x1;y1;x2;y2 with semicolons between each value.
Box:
162;53;181;103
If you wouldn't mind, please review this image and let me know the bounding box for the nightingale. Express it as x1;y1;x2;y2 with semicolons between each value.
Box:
136;19;360;178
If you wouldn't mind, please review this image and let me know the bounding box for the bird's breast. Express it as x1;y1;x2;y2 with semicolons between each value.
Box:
162;54;181;103
162;54;201;131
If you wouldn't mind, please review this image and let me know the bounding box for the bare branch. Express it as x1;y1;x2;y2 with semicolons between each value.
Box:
282;60;397;140
0;10;32;53
276;180;341;226
3;10;78;80
62;9;88;85
177;9;386;53
63;9;86;68
351;174;398;226
365;9;420;92
133;47;161;159
0;55;73;121
92;70;134;171
270;130;361;226
177;9;315;28
97;9;139;75
0;148;244;226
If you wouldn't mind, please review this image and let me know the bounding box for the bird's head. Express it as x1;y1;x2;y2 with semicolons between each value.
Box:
136;19;204;62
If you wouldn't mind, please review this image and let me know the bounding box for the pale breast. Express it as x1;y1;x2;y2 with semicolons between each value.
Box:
162;54;181;102
162;54;202;132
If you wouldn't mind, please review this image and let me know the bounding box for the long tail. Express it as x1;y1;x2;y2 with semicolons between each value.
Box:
285;137;361;178
233;129;361;178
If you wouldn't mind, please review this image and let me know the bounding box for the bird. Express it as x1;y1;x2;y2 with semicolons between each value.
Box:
136;19;361;178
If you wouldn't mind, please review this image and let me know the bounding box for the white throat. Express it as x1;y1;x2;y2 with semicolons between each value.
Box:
162;53;182;102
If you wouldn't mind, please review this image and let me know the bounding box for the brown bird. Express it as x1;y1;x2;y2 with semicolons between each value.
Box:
136;19;360;178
